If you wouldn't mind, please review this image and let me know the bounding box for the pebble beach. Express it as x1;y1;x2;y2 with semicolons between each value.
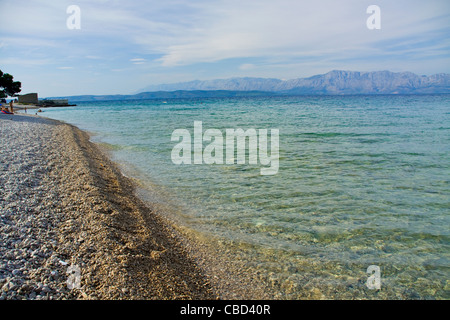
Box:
0;113;267;300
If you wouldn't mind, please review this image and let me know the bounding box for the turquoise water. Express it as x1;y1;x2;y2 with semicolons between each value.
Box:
42;95;449;299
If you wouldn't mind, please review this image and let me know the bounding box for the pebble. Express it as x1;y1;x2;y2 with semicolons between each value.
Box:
0;114;266;301
0;116;75;300
12;270;21;276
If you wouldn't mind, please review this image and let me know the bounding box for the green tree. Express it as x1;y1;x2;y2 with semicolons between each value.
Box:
0;70;22;99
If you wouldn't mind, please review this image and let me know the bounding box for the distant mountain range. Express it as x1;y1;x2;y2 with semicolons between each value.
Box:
46;90;274;102
138;70;450;94
48;70;450;101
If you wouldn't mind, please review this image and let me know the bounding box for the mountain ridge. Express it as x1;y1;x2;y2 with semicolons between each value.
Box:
138;70;450;94
47;70;450;101
46;90;276;102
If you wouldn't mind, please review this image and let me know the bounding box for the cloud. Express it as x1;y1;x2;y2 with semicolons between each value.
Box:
130;58;146;64
239;64;256;70
0;57;53;66
154;0;358;66
0;0;448;96
2;0;448;69
85;55;102;59
155;0;450;68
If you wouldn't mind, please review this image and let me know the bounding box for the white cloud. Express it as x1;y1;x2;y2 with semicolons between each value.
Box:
85;55;103;60
2;0;448;68
0;57;53;66
239;64;256;70
0;0;448;95
130;58;146;64
155;0;450;67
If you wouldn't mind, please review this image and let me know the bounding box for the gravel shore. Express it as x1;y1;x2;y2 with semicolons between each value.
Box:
0;114;225;300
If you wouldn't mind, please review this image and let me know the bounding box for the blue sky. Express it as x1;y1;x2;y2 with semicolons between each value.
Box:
0;0;449;97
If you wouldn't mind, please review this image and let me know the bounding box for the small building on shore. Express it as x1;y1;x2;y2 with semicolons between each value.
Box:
18;93;39;104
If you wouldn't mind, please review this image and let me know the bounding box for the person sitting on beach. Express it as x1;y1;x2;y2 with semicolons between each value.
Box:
1;104;13;114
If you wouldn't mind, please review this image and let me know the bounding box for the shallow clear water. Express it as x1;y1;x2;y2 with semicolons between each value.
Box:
42;95;449;299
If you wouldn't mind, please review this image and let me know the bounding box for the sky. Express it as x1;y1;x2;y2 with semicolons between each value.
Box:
0;0;449;97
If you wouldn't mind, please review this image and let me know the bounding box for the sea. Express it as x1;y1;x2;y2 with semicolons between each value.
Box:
41;94;449;299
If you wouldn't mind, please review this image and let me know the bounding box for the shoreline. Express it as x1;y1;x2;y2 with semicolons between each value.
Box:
0;113;269;299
